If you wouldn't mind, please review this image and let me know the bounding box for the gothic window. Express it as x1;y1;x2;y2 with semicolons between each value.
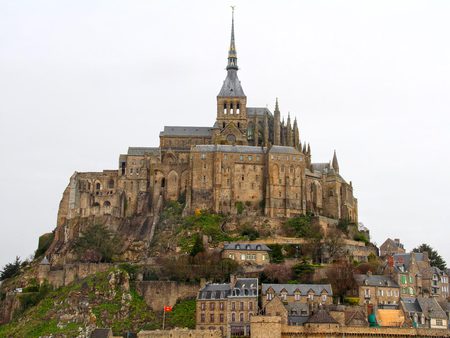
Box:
223;122;226;128
96;182;101;190
108;179;114;189
104;201;111;207
227;134;236;143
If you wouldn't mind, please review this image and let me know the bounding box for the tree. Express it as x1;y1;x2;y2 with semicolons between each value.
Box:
268;244;284;263
190;233;205;257
0;256;22;281
323;229;345;262
413;243;447;270
73;224;122;263
325;259;357;302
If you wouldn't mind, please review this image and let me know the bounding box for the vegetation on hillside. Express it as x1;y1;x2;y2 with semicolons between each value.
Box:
0;268;159;337
34;232;55;258
72;224;123;263
165;299;196;329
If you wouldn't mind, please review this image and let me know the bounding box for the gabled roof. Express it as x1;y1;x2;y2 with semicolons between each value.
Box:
223;243;271;251
262;283;333;296
401;297;447;320
306;309;339;324
354;274;399;288
247;107;272;117
159;126;213;138
127;147;160;156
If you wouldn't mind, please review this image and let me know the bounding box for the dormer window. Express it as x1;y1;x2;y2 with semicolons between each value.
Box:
256;245;261;250
246;244;251;250
236;244;240;250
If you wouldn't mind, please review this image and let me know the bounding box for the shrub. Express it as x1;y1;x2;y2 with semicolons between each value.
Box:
118;263;139;281
16;283;52;317
165;299;196;329
235;201;244;214
73;224;122;263
190;234;205;257
292;262;316;283
344;297;360;305
143;268;159;281
353;232;369;244
240;226;259;241
268;244;284;263
283;214;321;239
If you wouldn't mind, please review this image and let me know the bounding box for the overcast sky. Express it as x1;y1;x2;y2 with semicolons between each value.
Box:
1;0;449;268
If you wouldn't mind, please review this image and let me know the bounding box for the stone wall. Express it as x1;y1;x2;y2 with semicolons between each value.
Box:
41;263;112;288
138;328;221;338
251;316;450;337
135;281;199;311
0;293;21;324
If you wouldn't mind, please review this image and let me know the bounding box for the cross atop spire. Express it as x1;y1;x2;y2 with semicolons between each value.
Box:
227;6;238;70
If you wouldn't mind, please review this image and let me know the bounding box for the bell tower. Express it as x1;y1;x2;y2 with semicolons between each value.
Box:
214;8;248;145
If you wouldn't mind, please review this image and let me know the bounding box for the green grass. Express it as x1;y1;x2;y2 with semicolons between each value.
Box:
0;268;159;337
165;299;196;329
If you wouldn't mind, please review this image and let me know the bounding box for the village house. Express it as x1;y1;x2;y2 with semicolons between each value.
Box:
196;276;258;337
401;296;448;329
261;283;333;310
221;243;271;266
380;238;405;257
353;272;400;308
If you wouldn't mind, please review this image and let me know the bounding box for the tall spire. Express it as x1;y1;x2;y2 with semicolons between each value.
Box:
227;6;238;70
332;150;339;173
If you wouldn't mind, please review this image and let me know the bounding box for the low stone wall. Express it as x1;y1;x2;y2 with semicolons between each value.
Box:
251;316;450;337
43;263;112;288
138;328;221;338
135;280;199;311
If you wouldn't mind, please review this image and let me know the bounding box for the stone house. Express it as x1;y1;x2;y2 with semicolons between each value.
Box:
196;276;258;337
261;283;333;310
263;296;310;326
353;272;400;308
303;308;340;329
401;296;448;329
380;238;405;257
221;243;270;266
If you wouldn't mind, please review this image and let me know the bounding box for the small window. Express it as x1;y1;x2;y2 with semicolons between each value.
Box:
96;183;101;190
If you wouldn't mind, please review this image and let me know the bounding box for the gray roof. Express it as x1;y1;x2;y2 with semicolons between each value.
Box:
223;243;271;251
127;147;160;156
198;283;231;300
402;297;448;320
417;297;448;320
247;107;272;117
218;69;245;97
262;283;333;296
354;274;399;288
233;278;259;297
159;126;213;138
193;144;267;154
306;309;339;324
269;145;301;154
311;163;330;172
286;303;309;316
393;252;425;272
40;256;50;265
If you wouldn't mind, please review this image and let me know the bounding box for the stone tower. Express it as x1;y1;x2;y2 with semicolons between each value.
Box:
273;98;281;145
214;9;248;145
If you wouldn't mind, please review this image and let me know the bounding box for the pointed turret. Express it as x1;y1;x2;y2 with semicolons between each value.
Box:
264;112;269;147
287;113;293;147
273;98;281;145
332;150;339;173
307;143;311;155
293;117;300;149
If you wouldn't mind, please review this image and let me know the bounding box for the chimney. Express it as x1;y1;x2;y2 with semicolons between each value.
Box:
200;278;207;289
422;251;429;263
366;270;373;277
394;239;400;245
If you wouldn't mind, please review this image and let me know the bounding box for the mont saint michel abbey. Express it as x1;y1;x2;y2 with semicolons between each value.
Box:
56;14;358;233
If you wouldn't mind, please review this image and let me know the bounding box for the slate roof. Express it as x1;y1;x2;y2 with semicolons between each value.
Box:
306;309;339;324
401;297;447;320
354;274;399;288
232;278;259;297
311;163;330;172
193;144;267;154
223;243;271;251
218;69;246;97
40;256;50;265
262;283;333;296
286;303;309;316
269;145;301;154
127;147;160;156
159;126;213;138
247;107;272;117
90;328;112;338
198;283;231;300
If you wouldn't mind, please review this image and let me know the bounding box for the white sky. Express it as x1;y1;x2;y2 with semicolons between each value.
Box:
1;0;449;268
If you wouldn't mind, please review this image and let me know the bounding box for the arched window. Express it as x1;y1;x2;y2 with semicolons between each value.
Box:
104;201;111;207
108;179;114;189
96;182;101;190
240;313;244;322
231;313;236;322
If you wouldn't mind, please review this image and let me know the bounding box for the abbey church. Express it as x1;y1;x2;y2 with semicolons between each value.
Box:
55;13;358;240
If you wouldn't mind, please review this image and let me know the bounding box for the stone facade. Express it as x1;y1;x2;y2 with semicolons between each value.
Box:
137;328;222;338
353;273;400;308
380;238;405;257
221;243;270;266
196;276;258;337
49;12;358;260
